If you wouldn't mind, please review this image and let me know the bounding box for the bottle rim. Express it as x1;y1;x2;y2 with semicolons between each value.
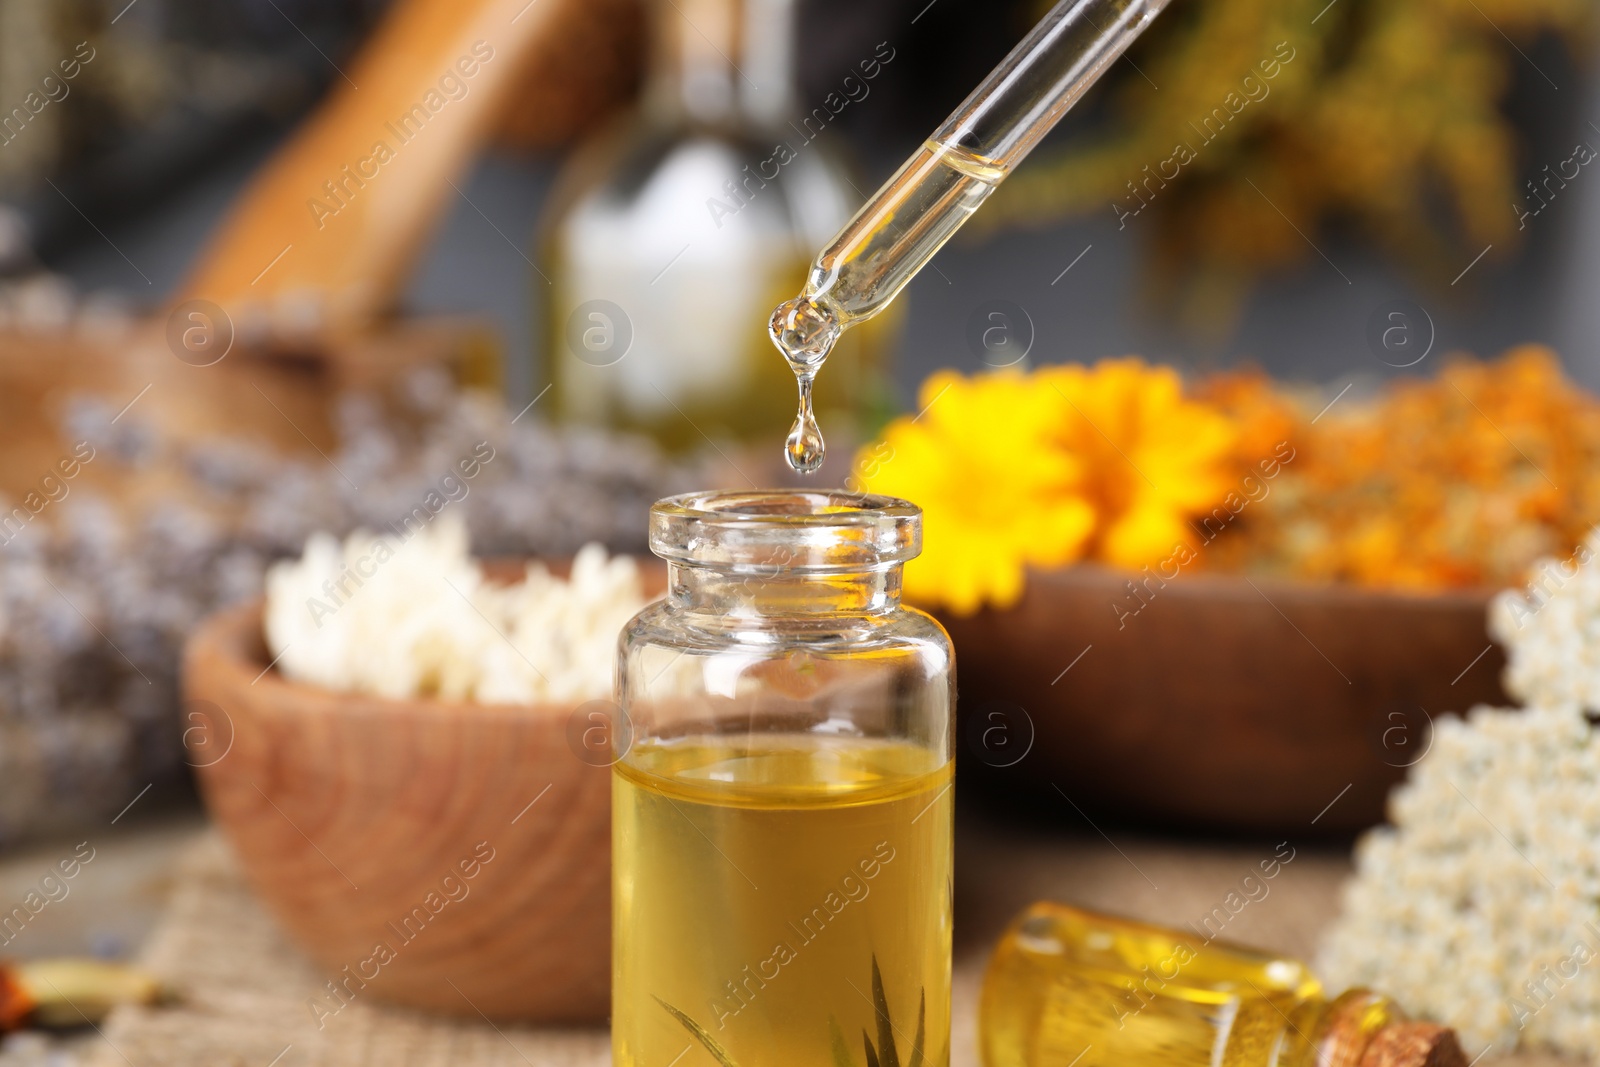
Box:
649;489;921;572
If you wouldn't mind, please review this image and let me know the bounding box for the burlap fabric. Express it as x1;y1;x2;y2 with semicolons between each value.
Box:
81;826;1575;1067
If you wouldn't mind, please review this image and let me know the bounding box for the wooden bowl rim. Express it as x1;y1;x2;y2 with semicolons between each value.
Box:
1018;562;1499;613
190;558;1495;719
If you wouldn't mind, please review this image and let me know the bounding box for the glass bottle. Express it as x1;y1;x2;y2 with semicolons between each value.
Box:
540;0;896;457
613;489;954;1067
981;903;1466;1067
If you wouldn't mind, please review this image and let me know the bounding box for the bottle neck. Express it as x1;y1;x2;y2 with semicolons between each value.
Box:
667;563;903;616
645;0;796;126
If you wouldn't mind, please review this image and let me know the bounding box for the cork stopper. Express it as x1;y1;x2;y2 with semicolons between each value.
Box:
1359;1022;1468;1067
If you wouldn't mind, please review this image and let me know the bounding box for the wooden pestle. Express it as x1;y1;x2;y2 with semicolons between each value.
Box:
176;0;568;344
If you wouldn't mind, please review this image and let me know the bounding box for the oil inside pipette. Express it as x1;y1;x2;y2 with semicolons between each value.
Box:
769;140;1005;474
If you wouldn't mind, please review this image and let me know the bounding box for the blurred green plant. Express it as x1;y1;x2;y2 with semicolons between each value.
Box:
977;0;1594;333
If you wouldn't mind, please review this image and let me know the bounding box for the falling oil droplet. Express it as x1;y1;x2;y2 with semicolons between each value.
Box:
769;296;842;475
786;376;825;473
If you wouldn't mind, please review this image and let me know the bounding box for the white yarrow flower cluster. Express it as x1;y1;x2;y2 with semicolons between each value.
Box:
264;517;647;705
1488;528;1600;710
1319;533;1600;1058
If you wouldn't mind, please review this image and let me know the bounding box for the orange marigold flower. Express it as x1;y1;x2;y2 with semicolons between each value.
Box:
1039;358;1239;569
853;369;1095;615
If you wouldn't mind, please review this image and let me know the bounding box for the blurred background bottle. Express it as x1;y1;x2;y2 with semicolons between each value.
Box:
537;0;897;465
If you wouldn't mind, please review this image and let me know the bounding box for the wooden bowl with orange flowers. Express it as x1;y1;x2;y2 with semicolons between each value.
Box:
939;567;1506;833
858;349;1590;832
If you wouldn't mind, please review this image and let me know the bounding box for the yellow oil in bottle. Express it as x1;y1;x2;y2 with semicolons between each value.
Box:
981;903;1462;1067
613;737;954;1067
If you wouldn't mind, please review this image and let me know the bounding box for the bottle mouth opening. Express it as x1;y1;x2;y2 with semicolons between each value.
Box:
649;490;921;573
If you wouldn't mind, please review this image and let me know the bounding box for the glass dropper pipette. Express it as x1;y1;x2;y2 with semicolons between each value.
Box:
771;0;1174;472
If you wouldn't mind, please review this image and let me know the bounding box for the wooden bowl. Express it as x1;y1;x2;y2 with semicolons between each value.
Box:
181;598;620;1022
938;566;1510;834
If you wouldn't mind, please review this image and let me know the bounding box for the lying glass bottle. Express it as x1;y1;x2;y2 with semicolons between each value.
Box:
981;903;1466;1067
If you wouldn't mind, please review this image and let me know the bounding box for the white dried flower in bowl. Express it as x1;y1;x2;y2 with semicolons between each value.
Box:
264;516;648;704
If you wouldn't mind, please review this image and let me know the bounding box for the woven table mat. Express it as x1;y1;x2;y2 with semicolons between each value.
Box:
83;825;1578;1067
83;833;608;1067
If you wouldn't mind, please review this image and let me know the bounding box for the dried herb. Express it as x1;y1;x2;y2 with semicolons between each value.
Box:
658;954;932;1067
861;955;928;1067
656;996;742;1067
975;0;1593;332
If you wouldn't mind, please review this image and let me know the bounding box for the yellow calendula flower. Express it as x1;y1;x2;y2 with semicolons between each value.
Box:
854;359;1240;614
853;369;1095;615
1040;358;1239;569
